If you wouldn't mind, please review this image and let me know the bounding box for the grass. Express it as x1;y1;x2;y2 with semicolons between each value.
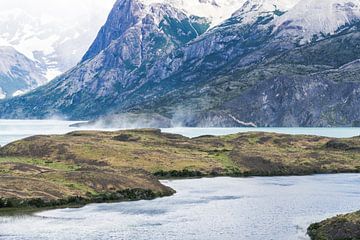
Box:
308;211;360;240
0;157;79;171
0;129;360;210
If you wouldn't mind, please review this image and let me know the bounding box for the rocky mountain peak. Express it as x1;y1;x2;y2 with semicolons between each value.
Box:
81;0;144;62
82;0;210;63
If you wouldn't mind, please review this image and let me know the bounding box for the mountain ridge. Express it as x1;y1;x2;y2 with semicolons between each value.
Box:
0;0;360;127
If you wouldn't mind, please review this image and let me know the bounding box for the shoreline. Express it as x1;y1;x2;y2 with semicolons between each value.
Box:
1;172;360;215
1;128;360;237
0;188;175;216
1;173;359;240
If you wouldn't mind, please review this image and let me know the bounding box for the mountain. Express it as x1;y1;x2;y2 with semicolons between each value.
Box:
274;0;360;44
1;0;360;127
0;46;46;99
138;0;247;26
0;1;115;80
0;0;211;118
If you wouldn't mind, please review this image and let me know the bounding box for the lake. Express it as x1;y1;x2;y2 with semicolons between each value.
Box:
1;175;360;240
0;120;360;240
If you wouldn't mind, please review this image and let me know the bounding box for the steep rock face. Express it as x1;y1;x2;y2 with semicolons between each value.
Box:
82;0;247;63
81;0;143;62
61;0;209;117
1;0;360;127
0;46;46;99
103;0;295;113
148;29;360;127
223;75;360;127
0;0;210;118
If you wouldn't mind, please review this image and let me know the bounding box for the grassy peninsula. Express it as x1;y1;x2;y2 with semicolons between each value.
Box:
0;129;360;210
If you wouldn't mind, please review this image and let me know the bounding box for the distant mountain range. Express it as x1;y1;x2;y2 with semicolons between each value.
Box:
0;46;46;99
0;1;114;98
1;0;360;127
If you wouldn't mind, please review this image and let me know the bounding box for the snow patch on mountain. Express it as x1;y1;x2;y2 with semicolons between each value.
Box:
0;87;6;99
140;0;247;26
274;0;360;43
0;0;115;80
12;90;26;97
232;0;299;25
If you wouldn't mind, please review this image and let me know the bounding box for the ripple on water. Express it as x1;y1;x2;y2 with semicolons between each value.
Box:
0;175;359;240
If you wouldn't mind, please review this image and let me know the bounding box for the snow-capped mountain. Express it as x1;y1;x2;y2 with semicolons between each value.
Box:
139;0;247;26
55;0;211;116
232;0;298;24
0;46;46;99
82;0;210;62
274;0;360;44
0;0;115;80
2;0;360;127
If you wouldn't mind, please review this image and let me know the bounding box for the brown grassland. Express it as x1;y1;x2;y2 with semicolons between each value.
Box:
0;129;359;214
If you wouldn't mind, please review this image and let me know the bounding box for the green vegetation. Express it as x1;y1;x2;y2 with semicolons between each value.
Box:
159;16;209;46
308;211;360;240
0;129;360;211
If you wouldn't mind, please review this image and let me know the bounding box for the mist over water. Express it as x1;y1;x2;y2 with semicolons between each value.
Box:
1;119;360;146
162;127;360;138
0;119;118;146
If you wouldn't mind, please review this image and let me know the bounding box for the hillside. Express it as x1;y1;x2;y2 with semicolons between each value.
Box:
1;129;360;210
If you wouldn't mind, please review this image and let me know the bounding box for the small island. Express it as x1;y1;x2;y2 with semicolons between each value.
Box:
308;211;360;240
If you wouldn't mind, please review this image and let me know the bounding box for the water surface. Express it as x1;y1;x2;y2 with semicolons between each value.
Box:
1;120;360;240
1;119;360;146
162;127;360;138
0;175;360;240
